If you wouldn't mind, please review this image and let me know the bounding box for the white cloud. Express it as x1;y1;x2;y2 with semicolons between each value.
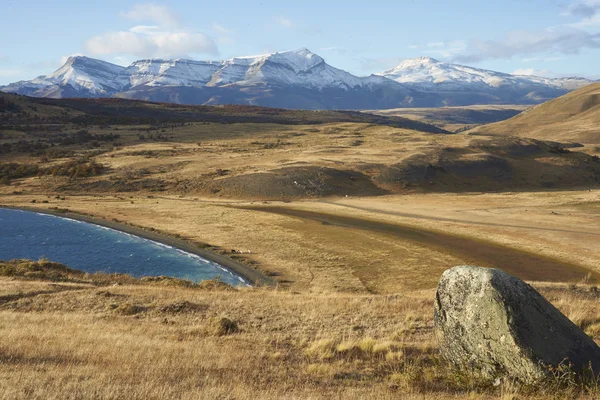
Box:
0;69;20;77
451;27;600;63
320;46;350;54
521;56;564;62
511;68;554;77
0;55;8;63
211;23;235;45
274;16;294;28
119;4;179;27
564;0;600;18
212;23;232;35
86;29;217;58
129;25;162;35
407;40;468;60
426;42;445;48
85;5;218;59
423;40;468;59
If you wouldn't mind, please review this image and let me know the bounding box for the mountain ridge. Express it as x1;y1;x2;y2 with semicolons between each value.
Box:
1;48;594;109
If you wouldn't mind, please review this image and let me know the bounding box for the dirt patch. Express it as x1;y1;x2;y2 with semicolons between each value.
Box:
246;206;598;284
205;166;388;199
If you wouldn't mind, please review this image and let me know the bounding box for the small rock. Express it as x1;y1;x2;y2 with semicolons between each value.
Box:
434;266;600;383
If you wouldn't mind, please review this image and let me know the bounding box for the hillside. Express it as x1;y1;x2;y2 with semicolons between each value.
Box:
2;92;600;198
0;91;446;133
469;82;600;145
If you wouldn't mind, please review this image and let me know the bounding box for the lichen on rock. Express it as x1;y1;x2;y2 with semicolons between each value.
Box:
434;266;600;383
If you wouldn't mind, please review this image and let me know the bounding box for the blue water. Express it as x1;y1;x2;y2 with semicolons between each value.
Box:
0;208;247;286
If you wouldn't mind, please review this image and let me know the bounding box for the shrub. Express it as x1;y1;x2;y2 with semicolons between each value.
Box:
206;317;239;336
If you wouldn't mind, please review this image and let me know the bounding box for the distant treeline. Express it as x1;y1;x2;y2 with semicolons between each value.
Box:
0;96;19;113
0;130;120;155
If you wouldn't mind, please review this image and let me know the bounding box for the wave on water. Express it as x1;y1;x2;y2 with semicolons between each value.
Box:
2;208;250;286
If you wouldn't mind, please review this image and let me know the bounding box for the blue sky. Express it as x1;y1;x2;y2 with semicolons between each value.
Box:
2;0;600;84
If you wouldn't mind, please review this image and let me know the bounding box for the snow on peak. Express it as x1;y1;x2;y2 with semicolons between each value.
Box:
35;56;126;94
7;49;592;103
266;48;324;72
379;57;526;89
378;57;593;92
222;48;324;72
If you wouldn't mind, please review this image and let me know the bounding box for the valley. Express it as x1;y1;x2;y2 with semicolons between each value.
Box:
363;104;529;132
5;2;600;398
2;89;600;292
2;83;600;398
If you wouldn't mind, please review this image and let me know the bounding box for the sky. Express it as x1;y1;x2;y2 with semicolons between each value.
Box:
1;0;600;85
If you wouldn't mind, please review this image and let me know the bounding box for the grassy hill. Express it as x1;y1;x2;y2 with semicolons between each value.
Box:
0;91;448;133
2;91;600;198
469;83;600;146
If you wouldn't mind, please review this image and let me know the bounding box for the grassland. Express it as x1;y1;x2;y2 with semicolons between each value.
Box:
363;104;529;132
2;92;600;398
3;260;600;399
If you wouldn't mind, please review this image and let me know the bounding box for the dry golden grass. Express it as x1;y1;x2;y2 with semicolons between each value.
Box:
2;188;600;294
3;98;600;398
469;82;600;144
1;275;600;399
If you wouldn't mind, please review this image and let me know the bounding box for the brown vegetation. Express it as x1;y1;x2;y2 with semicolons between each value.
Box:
0;158;105;184
469;82;600;144
2;92;600;398
2;267;600;399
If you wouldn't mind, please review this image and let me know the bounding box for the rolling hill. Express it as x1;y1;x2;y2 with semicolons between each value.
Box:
469;82;600;145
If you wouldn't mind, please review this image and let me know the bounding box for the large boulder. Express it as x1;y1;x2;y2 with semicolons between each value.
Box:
434;266;600;383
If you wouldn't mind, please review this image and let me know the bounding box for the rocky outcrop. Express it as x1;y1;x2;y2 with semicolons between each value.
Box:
434;266;600;383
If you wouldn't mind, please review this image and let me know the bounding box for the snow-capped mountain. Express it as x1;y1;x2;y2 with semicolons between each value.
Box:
1;49;594;109
377;57;592;104
118;59;222;88
2;56;127;98
1;48;419;109
117;49;389;90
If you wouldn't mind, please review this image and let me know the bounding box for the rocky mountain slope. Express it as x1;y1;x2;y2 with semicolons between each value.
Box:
1;49;593;109
377;57;592;105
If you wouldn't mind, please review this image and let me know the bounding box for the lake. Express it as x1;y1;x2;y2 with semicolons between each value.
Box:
0;208;247;286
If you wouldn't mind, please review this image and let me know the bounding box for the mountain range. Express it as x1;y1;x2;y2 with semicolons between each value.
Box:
1;48;594;109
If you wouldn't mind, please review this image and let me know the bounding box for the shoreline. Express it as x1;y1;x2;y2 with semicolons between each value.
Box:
0;205;275;287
